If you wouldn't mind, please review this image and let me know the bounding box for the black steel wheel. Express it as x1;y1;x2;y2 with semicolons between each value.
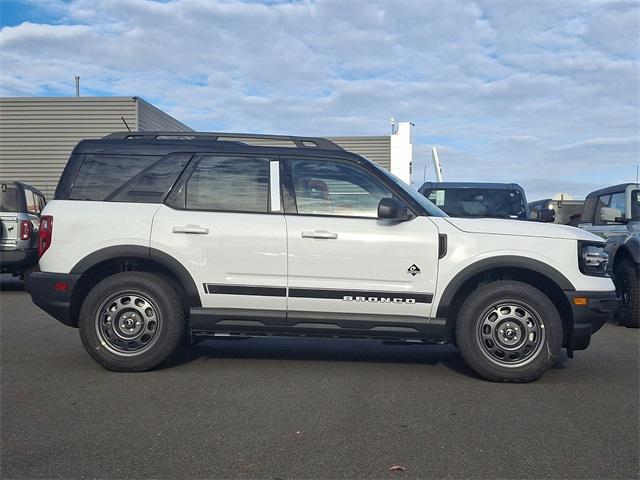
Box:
476;300;546;367
79;271;185;372
456;280;562;382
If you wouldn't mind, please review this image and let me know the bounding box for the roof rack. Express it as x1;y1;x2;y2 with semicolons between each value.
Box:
102;131;344;151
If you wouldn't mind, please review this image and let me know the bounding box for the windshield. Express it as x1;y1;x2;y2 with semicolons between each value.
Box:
422;187;528;219
371;164;447;217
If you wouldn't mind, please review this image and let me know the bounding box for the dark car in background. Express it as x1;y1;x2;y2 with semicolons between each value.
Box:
0;182;46;278
418;182;530;220
529;198;585;226
578;183;640;327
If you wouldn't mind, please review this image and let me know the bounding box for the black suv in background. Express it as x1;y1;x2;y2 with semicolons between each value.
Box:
579;183;640;327
0;182;46;278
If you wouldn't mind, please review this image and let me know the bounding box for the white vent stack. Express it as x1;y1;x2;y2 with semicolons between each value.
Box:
390;121;412;184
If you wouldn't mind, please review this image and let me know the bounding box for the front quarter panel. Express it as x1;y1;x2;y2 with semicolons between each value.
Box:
430;218;615;315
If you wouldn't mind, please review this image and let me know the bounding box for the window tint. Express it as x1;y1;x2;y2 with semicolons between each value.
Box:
69;154;189;202
632;190;640;219
290;160;392;217
0;185;18;211
609;192;626;217
25;190;40;215
108;154;192;203
185;156;269;213
594;195;610;225
423;188;527;219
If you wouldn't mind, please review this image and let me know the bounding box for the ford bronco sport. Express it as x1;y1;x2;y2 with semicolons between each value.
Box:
579;183;639;327
29;132;617;382
1;181;46;278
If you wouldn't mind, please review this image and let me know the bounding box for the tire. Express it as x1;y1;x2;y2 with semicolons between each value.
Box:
79;271;186;372
455;280;563;383
614;259;640;328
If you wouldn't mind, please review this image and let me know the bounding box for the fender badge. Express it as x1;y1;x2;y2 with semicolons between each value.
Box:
407;264;421;276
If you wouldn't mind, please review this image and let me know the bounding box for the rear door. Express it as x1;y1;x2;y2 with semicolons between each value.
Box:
282;157;440;336
151;154;287;332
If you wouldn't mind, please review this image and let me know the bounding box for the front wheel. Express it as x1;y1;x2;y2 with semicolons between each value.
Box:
455;281;563;382
79;272;185;372
614;259;639;328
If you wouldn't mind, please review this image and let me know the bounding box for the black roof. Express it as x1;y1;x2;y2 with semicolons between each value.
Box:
419;181;525;191
1;181;45;197
585;183;640;199
73;131;360;161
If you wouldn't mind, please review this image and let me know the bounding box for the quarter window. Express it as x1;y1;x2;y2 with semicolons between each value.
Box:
69;154;190;203
289;160;392;218
185;156;270;213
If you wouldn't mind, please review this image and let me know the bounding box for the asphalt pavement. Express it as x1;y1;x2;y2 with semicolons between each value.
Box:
1;275;638;479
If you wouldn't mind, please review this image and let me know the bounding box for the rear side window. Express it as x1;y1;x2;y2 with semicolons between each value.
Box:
184;156;269;213
0;185;18;211
69;154;191;202
25;190;41;215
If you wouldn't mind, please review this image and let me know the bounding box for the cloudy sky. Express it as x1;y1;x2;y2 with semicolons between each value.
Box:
1;0;638;199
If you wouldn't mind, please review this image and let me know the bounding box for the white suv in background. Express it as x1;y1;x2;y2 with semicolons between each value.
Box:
29;132;617;382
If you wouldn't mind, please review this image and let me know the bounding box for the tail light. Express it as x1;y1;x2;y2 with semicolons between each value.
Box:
38;215;53;258
19;220;31;240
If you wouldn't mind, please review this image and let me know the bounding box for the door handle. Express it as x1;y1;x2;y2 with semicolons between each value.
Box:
172;225;210;235
301;230;338;239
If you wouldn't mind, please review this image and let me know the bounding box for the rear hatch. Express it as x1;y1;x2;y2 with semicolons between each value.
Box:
0;184;20;250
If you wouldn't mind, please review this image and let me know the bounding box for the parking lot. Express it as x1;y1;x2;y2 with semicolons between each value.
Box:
1;275;638;480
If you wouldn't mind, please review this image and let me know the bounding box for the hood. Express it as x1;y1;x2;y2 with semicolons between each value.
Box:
445;217;603;242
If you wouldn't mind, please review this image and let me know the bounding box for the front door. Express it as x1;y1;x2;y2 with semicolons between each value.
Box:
282;157;440;336
151;154;287;331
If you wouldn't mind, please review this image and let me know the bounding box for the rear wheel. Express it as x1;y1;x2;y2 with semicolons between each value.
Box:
79;272;185;372
455;280;562;382
614;259;639;328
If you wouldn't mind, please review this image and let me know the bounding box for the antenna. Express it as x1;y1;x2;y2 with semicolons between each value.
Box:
432;147;444;182
636;164;639;184
75;76;80;97
121;116;132;132
390;117;397;135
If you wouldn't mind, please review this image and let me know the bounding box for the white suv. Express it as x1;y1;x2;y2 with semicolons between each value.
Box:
29;132;617;382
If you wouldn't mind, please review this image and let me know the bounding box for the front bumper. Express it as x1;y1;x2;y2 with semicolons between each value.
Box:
565;290;618;351
29;271;81;327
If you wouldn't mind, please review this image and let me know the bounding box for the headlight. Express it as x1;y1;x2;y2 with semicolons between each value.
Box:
578;241;609;277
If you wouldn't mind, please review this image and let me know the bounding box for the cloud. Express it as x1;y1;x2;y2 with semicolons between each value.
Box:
0;0;638;199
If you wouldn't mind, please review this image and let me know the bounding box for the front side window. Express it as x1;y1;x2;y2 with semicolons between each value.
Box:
631;190;640;219
289;160;392;218
594;195;611;225
608;192;626;217
185;156;269;213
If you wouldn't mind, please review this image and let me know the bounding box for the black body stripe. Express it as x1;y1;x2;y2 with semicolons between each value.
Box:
289;287;433;304
203;284;433;304
203;284;286;297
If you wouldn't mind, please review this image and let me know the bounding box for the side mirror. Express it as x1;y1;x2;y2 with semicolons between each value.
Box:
538;208;556;223
378;197;408;220
600;207;623;223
